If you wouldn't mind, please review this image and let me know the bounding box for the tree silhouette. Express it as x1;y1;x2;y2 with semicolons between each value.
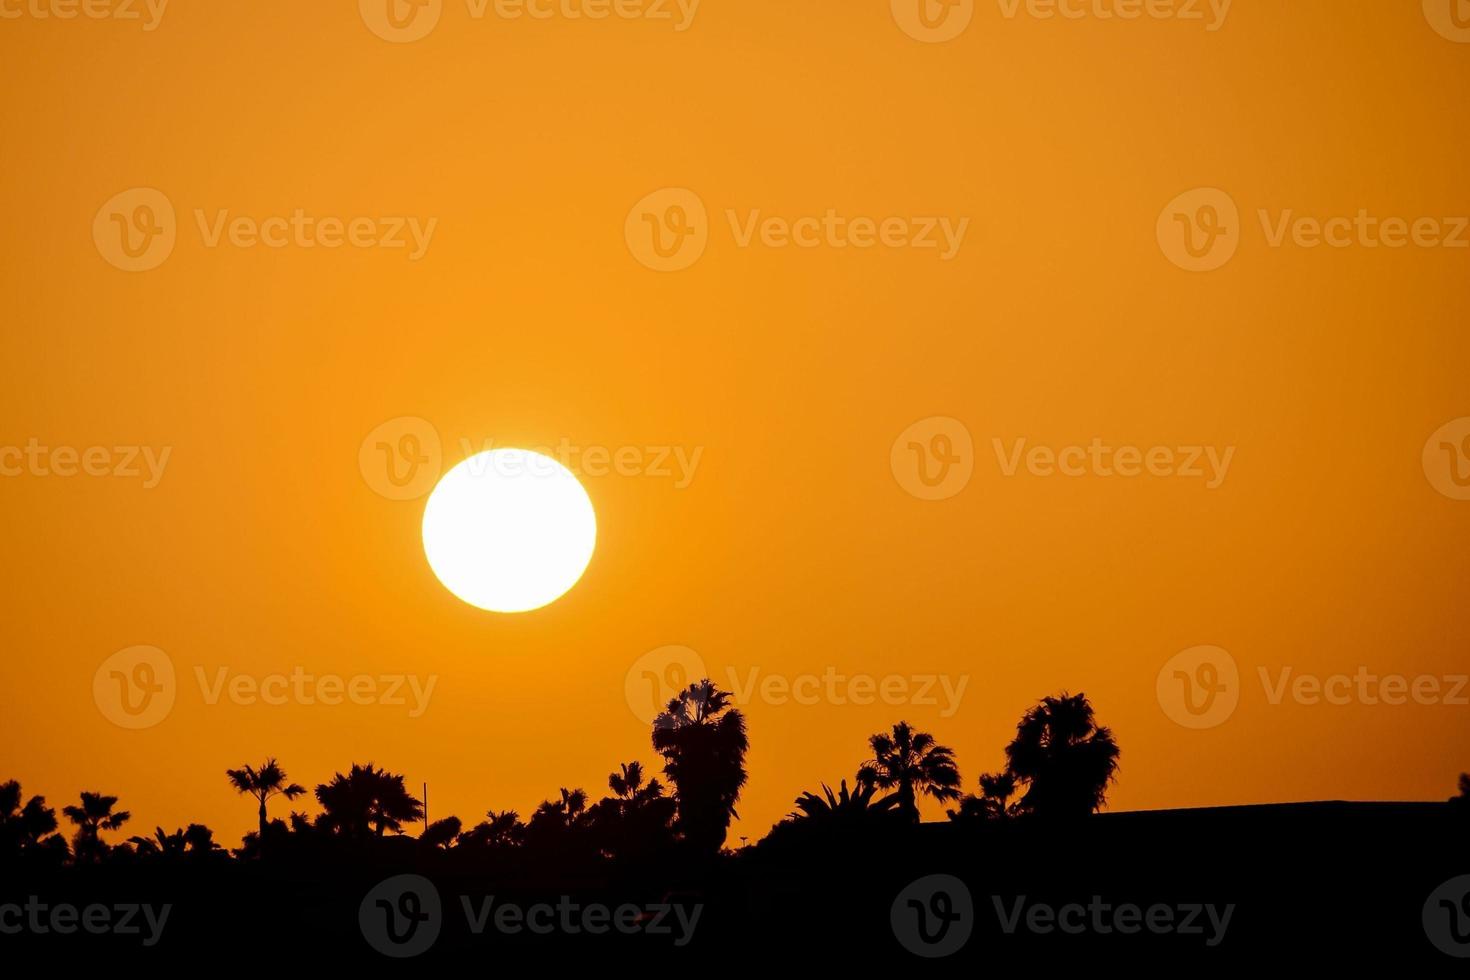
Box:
1004;692;1120;819
314;763;423;838
608;761;663;809
62;791;130;863
421;816;462;849
652;680;749;857
949;771;1018;822
528;787;588;834
589;761;676;862
858;721;962;823
459;809;525;850
226;759;307;841
1450;773;1470;815
0;780;62;863
793;777;902;825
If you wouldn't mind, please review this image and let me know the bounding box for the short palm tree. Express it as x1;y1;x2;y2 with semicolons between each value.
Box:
1004;691;1120;818
0;780;59;855
62;792;130;863
226;759;306;839
315;763;423;837
608;761;664;813
793;776;902;825
858;722;962;823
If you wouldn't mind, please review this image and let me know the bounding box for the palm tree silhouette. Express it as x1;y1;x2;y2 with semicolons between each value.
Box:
421;815;462;849
652;680;749;857
0;780;60;859
608;761;666;814
793;776;902;824
949;771;1018;822
62;791;130;863
1004;691;1120;819
530;787;589;831
226;759;306;840
858;721;962;823
460;809;524;850
130;826;188;857
314;763;423;837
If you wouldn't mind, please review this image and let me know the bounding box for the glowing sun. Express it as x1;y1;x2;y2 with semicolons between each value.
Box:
421;449;597;613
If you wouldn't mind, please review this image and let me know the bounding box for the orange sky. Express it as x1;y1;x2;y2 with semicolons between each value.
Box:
2;0;1469;848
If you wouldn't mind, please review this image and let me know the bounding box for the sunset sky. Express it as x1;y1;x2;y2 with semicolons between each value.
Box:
2;1;1469;848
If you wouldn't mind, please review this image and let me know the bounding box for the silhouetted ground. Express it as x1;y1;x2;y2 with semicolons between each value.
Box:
4;801;1465;966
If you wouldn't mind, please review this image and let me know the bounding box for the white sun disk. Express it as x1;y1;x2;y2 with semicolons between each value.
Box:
421;449;597;613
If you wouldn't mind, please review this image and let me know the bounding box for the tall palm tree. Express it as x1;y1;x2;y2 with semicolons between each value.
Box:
1004;691;1120;819
314;763;423;838
858;721;962;823
226;759;306;839
62;791;130;863
651;680;749;857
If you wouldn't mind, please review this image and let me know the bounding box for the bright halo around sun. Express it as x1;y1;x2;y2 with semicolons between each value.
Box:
421;449;597;613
